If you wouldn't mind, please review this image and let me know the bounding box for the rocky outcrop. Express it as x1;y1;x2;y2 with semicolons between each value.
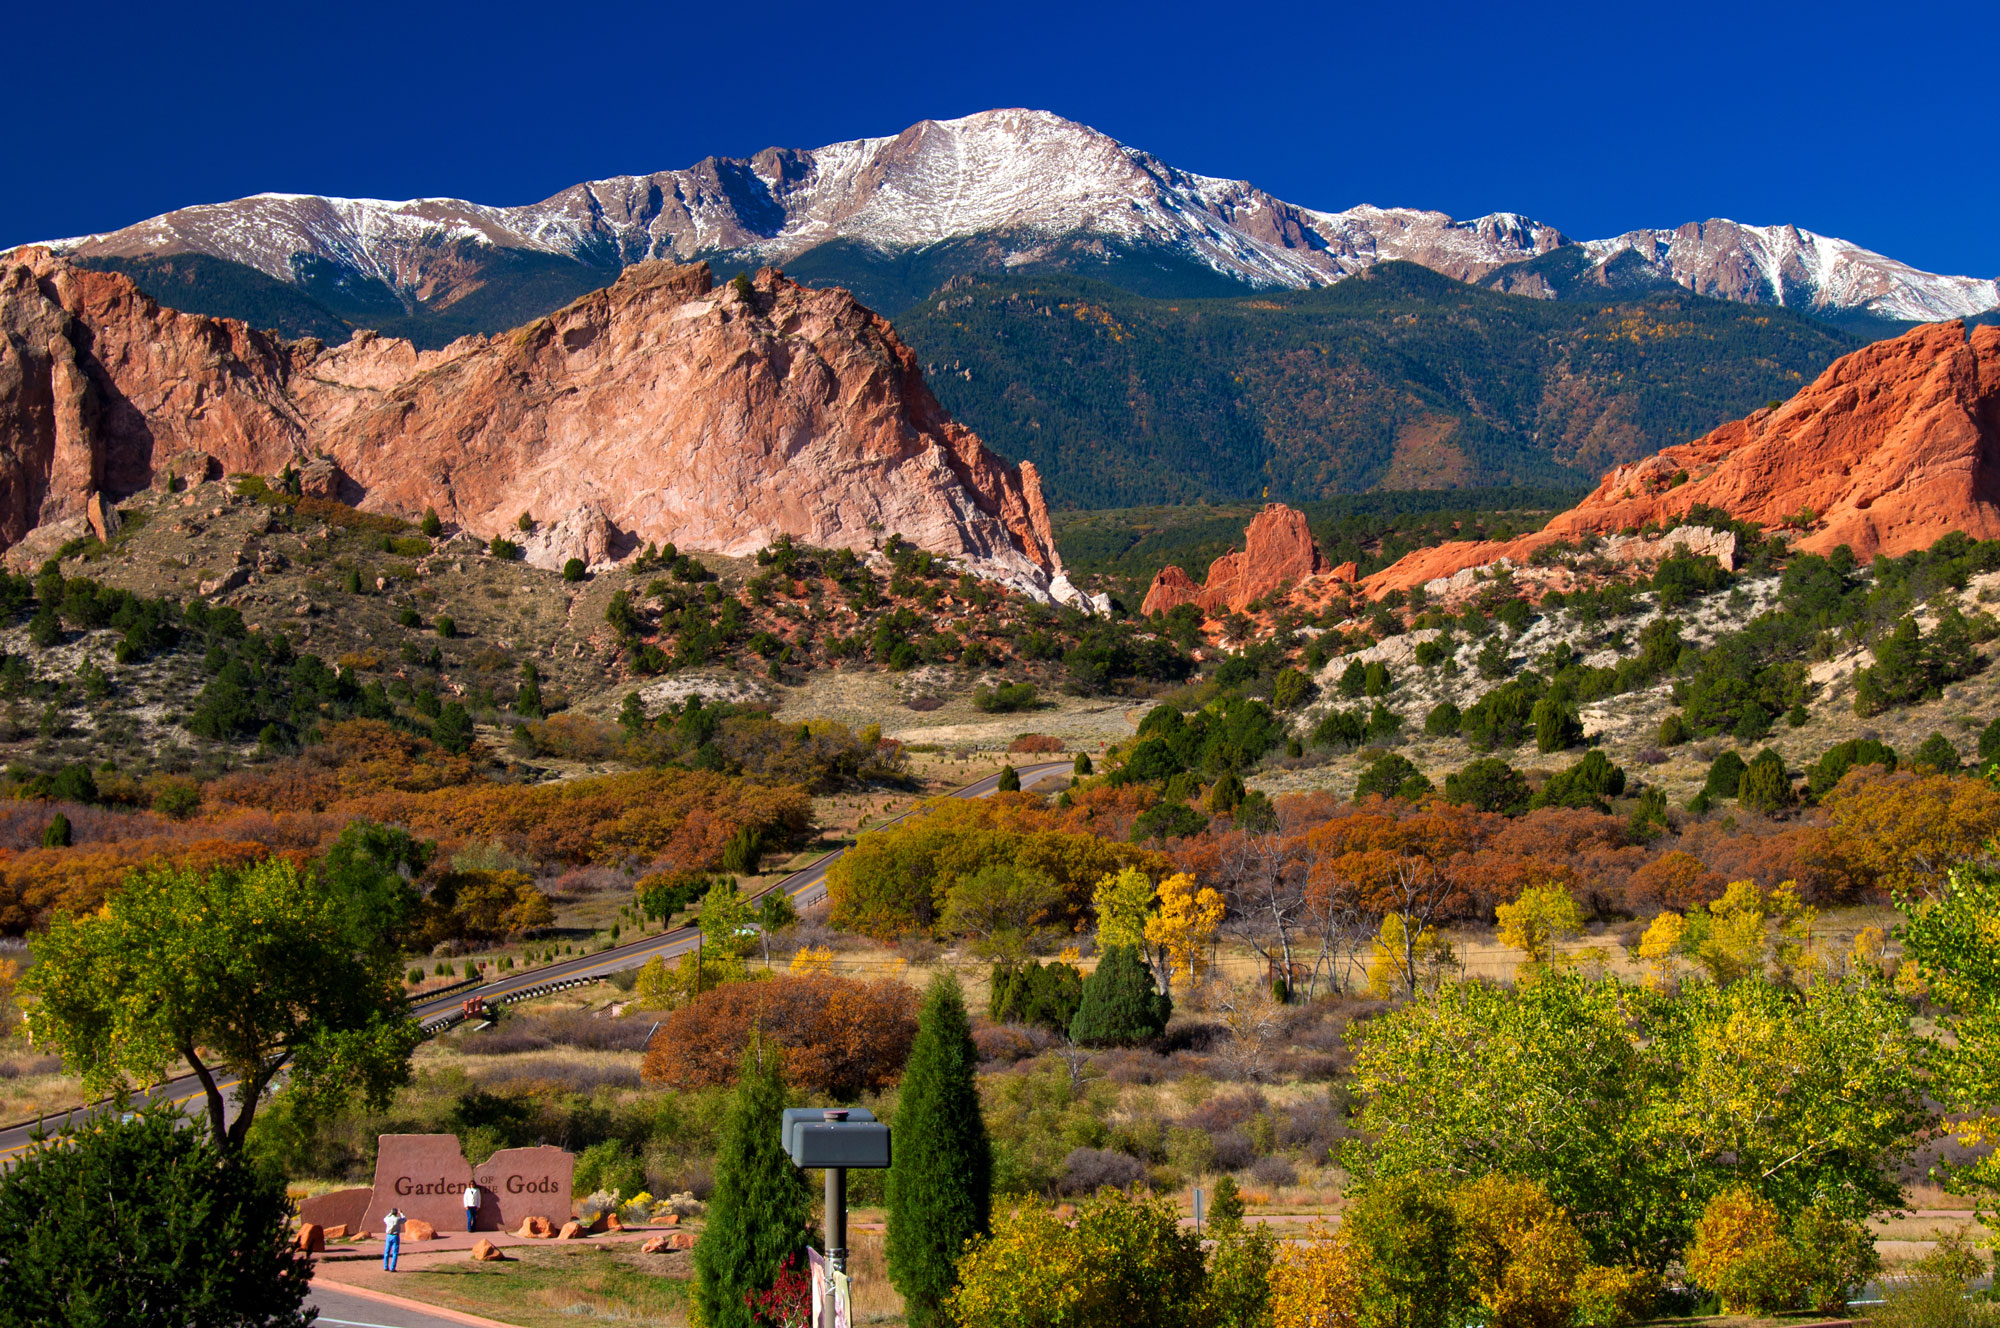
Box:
1140;504;1328;616
0;250;1084;604
1362;320;2000;597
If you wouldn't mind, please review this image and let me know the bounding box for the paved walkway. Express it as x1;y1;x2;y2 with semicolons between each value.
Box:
317;1223;670;1263
310;1278;520;1328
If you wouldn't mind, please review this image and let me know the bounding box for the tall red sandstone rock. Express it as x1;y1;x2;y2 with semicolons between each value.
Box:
0;250;1082;603
1140;503;1329;616
1362;320;2000;597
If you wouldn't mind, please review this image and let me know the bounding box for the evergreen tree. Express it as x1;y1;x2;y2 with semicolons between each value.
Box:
1531;696;1582;753
1206;769;1245;814
996;764;1020;792
1069;945;1171;1046
0;1107;312;1327
434;702;474;755
1208;1173;1246;1228
1073;751;1093;776
1914;731;1963;773
41;812;70;849
1737;749;1794;813
1703;750;1748;800
692;1038;811;1328
888;975;992;1328
515;663;544;720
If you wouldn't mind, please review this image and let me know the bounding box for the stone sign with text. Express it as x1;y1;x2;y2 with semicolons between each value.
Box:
361;1133;573;1234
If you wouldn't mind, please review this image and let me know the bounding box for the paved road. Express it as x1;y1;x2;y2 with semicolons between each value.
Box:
0;760;1074;1160
310;1281;501;1328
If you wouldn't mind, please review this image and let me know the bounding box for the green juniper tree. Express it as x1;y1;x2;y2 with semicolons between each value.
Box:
0;1107;312;1328
887;974;992;1328
692;1037;812;1328
1069;945;1171;1046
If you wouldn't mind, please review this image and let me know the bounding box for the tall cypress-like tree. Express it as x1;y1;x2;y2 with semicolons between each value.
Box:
692;1037;811;1328
1069;945;1172;1046
887;974;992;1328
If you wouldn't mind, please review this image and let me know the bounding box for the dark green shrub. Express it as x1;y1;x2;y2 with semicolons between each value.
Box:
1703;750;1748;799
1355;752;1431;802
0;1109;312;1327
1806;738;1897;797
1531;751;1626;812
1531;697;1583;753
1444;758;1531;815
1913;732;1961;773
1069;946;1170;1047
1737;749;1794;813
562;558;586;583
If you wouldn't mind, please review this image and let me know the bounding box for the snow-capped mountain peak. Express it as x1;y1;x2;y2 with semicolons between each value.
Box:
26;109;1997;327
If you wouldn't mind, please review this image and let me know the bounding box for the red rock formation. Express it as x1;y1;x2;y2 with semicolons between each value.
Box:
0;250;1081;603
1362;320;2000;597
1140;503;1328;616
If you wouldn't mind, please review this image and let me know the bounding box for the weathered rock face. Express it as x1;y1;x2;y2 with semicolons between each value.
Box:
1140;504;1329;617
1362;320;2000;597
0;251;1080;603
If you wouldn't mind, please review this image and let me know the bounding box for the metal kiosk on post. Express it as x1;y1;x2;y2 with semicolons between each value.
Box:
782;1107;891;1327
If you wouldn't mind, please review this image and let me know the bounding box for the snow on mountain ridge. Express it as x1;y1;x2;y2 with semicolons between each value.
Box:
27;108;1996;324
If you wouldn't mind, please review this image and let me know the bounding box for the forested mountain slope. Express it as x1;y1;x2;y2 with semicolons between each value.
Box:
896;263;1860;508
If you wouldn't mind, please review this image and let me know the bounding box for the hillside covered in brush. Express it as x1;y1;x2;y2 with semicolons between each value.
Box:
896;264;1859;507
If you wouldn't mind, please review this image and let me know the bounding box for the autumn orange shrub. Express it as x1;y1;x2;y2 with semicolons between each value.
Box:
641;972;918;1096
1823;767;2000;898
1627;850;1727;911
1008;734;1064;754
343;769;810;866
0;838;272;931
206;719;478;812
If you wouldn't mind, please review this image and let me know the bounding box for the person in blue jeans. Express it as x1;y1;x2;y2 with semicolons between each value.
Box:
383;1207;405;1272
463;1182;481;1232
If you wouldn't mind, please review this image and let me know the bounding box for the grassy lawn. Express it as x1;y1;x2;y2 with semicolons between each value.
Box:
357;1244;693;1327
325;1230;907;1327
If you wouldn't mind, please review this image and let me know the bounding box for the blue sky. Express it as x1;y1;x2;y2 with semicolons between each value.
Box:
8;0;1995;278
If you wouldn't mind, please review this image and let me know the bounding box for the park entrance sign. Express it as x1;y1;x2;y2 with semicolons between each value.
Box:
299;1134;573;1235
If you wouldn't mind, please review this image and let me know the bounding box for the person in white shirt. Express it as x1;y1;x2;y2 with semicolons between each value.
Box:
463;1182;482;1232
383;1208;405;1272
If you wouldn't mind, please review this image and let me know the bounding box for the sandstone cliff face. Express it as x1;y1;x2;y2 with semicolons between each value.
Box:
0;251;1078;602
1140;504;1328;617
1361;320;2000;597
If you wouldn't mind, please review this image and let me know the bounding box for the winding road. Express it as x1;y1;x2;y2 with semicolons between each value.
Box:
0;760;1074;1161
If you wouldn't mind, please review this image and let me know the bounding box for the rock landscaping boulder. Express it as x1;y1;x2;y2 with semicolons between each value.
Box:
295;1223;324;1253
403;1219;437;1241
513;1216;555;1238
557;1221;586;1240
471;1239;507;1262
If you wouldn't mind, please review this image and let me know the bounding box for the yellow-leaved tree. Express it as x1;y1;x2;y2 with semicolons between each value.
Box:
1269;1224;1365;1328
1144;872;1224;997
1450;1174;1589;1328
1365;914;1451;998
1636;912;1688;991
1495;883;1584;981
